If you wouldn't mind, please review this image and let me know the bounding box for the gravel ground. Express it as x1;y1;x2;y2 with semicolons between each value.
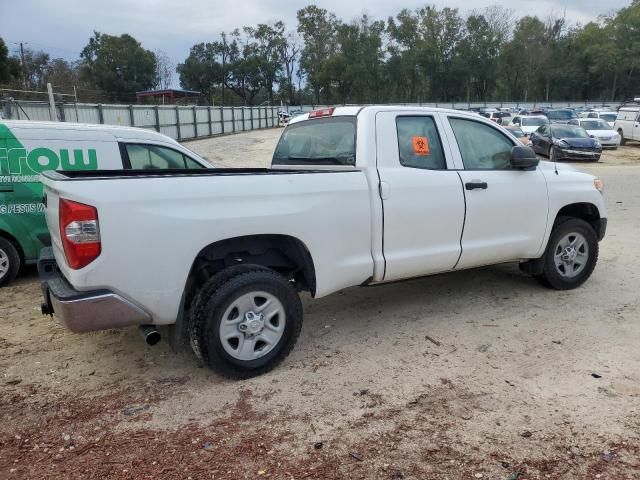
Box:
1;129;640;479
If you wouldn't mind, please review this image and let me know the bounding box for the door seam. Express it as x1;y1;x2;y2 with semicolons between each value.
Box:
453;171;467;269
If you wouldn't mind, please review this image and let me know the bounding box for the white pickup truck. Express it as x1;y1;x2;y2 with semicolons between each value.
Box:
38;106;607;378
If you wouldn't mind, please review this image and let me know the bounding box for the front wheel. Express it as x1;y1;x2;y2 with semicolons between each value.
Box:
0;237;20;287
190;266;303;378
549;146;556;160
535;218;598;290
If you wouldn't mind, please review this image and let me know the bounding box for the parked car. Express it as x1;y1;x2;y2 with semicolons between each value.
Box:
614;104;640;145
579;111;618;127
504;126;532;146
569;118;621;148
530;124;602;161
511;115;549;135
0;120;211;286
547;109;578;123
480;111;512;125
38;106;607;378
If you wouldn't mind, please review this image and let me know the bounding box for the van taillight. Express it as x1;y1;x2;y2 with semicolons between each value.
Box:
59;199;101;269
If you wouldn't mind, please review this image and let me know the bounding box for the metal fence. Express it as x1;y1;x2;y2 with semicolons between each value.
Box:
1;98;617;142
1;100;282;141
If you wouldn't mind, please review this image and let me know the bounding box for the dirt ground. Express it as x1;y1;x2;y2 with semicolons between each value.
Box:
2;128;640;479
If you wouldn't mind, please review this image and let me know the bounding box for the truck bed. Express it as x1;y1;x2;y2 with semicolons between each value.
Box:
42;167;355;181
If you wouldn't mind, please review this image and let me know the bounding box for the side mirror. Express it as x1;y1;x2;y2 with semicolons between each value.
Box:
510;145;539;169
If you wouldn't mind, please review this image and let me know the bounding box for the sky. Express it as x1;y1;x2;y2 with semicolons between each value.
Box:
0;0;631;86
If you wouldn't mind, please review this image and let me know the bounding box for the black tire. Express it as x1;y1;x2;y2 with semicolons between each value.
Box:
534;218;599;290
618;129;626;146
548;145;555;160
190;265;303;379
0;237;20;287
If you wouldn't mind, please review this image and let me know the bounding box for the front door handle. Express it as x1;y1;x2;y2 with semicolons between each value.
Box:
465;181;488;190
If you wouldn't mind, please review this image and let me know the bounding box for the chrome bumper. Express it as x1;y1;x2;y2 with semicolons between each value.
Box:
38;248;151;333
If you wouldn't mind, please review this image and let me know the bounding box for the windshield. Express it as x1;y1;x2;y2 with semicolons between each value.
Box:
580;119;610;130
551;125;590;139
600;113;617;123
522;117;548;127
548;110;577;120
272;117;356;166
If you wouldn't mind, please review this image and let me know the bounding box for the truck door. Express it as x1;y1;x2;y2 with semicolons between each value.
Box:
633;111;640;141
442;115;548;268
375;111;465;282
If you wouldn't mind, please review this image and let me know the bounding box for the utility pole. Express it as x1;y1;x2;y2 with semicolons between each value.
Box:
47;83;57;121
19;42;27;88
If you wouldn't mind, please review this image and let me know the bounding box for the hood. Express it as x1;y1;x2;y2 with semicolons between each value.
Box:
538;160;579;173
556;137;597;148
585;129;617;138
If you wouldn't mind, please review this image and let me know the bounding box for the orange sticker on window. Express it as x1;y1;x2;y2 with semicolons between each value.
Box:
412;136;430;156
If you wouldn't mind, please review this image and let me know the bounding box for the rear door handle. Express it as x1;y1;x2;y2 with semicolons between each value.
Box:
465;181;488;190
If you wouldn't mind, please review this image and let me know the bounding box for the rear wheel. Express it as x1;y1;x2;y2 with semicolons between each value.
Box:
618;129;626;146
190;266;303;379
535;218;598;290
0;237;20;287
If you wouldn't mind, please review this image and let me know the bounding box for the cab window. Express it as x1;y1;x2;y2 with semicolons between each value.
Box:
125;144;204;169
395;116;446;170
449;118;514;170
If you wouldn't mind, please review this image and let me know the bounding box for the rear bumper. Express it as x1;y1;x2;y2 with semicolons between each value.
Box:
38;248;151;333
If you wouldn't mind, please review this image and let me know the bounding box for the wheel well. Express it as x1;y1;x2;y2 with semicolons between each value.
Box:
0;229;24;264
187;234;316;298
555;203;601;231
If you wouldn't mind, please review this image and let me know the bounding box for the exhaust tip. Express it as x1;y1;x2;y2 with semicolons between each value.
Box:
141;325;161;346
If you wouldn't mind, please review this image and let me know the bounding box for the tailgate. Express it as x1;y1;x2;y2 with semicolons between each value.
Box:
40;175;64;267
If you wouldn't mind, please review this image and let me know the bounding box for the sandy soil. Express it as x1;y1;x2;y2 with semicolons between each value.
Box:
2;130;640;479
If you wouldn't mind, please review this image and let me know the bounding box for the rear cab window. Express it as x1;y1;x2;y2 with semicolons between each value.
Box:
272;117;356;166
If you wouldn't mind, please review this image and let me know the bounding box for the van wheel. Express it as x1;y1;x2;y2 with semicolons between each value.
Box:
618;129;626;146
190;265;303;379
0;237;20;287
534;218;598;290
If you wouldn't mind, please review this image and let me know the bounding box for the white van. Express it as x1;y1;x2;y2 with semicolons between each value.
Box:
614;106;640;145
0;120;211;286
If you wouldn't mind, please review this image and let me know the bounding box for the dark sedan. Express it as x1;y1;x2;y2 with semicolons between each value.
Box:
530;124;602;162
546;109;578;123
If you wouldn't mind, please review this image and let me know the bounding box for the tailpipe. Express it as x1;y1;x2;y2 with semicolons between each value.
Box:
140;325;161;346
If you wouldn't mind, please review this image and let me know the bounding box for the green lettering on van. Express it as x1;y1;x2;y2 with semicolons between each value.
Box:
59;149;98;170
27;148;59;172
0;123;99;175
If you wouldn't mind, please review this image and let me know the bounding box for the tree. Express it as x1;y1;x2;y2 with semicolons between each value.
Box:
0;37;22;85
278;31;300;105
297;5;338;103
42;58;82;89
22;48;50;89
244;22;286;104
154;50;174;90
80;32;157;102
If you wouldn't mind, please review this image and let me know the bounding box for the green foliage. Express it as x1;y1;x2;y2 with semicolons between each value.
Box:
80;32;157;102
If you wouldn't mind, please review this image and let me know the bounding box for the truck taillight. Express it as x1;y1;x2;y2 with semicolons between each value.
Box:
59;199;101;269
308;107;335;119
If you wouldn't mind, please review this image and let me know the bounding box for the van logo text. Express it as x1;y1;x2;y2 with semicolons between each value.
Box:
0;148;98;175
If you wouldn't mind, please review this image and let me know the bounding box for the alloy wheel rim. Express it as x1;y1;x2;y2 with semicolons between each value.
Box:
554;232;589;278
219;291;285;361
0;248;9;280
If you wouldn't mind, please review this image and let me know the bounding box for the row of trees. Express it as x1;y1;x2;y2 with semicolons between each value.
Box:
180;1;640;105
1;2;639;105
0;33;173;103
